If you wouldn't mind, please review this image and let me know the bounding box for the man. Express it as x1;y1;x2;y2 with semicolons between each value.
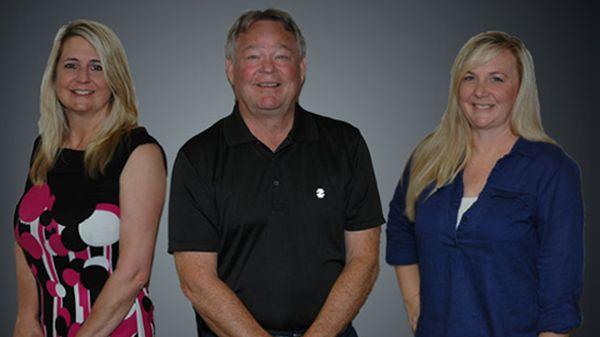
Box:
169;8;384;337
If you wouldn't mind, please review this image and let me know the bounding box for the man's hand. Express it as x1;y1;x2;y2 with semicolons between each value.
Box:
174;251;271;337
304;227;380;337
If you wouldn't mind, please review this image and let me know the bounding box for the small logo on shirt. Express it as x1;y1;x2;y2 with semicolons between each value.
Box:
316;187;325;199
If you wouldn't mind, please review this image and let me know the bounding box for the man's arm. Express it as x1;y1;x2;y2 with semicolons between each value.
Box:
174;252;271;337
304;226;380;337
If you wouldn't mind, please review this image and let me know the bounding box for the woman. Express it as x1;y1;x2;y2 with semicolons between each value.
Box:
386;31;583;337
13;20;166;337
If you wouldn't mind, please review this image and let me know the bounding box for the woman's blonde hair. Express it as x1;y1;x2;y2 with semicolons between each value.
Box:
405;31;554;221
30;19;138;184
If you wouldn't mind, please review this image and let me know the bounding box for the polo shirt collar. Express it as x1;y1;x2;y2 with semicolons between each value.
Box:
223;104;255;146
289;104;319;142
223;103;319;147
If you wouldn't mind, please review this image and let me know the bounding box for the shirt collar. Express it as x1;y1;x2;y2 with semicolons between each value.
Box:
510;137;537;157
289;104;319;142
223;104;255;146
223;103;319;147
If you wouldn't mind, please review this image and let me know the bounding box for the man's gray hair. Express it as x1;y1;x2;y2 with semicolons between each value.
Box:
225;8;306;61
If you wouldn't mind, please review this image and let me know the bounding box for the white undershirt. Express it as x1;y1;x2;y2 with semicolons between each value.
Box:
456;197;478;228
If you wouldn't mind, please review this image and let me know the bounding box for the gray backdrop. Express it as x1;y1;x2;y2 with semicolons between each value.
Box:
1;0;598;336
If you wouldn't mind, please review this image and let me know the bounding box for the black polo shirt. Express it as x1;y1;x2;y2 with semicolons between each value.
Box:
168;104;384;332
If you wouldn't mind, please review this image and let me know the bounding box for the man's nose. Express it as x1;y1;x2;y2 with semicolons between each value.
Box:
259;57;275;73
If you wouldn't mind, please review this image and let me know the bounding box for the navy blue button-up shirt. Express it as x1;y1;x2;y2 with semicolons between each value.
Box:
386;138;584;337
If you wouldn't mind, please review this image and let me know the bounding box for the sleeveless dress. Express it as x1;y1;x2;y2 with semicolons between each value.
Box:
14;127;163;337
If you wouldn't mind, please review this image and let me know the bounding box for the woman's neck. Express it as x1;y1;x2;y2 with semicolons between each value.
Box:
63;109;109;150
470;127;518;159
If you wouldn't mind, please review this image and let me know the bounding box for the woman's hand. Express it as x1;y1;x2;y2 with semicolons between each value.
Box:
14;245;43;337
13;316;43;337
404;291;420;332
394;264;421;333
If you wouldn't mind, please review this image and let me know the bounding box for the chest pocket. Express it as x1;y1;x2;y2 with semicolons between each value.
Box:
480;187;536;243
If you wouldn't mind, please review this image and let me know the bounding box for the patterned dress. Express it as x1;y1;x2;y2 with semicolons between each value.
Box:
14;128;163;337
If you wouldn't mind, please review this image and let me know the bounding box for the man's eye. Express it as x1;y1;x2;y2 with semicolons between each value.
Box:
275;54;290;60
245;55;260;60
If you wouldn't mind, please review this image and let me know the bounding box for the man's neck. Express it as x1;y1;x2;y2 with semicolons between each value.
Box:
239;104;296;152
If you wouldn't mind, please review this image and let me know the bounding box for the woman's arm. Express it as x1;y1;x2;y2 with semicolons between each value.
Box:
13;245;43;337
394;264;420;332
75;143;166;337
535;157;583;336
386;164;421;333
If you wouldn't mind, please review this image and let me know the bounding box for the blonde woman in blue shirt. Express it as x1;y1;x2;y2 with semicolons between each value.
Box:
386;31;583;337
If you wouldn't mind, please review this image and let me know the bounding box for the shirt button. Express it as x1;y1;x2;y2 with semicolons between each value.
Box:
273;180;280;186
462;215;468;223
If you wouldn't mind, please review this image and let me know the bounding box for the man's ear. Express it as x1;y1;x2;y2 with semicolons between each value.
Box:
226;58;234;86
300;57;307;84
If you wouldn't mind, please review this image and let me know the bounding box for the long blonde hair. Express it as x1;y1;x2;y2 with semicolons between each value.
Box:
30;19;138;184
405;31;554;221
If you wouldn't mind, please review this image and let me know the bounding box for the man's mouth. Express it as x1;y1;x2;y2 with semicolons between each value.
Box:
256;82;280;88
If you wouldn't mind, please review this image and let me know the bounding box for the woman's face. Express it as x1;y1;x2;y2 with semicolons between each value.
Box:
458;49;520;133
55;36;112;118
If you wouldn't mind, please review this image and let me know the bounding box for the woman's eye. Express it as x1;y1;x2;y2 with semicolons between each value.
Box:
64;63;77;69
91;63;103;71
463;75;475;81
245;55;259;60
491;76;504;83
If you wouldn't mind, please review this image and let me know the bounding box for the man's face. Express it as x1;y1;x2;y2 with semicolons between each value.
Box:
227;20;306;118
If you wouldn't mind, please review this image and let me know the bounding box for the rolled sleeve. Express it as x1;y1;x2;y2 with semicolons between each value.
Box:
168;148;220;253
535;158;584;333
385;164;419;265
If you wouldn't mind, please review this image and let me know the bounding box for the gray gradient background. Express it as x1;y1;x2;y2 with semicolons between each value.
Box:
1;0;598;336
